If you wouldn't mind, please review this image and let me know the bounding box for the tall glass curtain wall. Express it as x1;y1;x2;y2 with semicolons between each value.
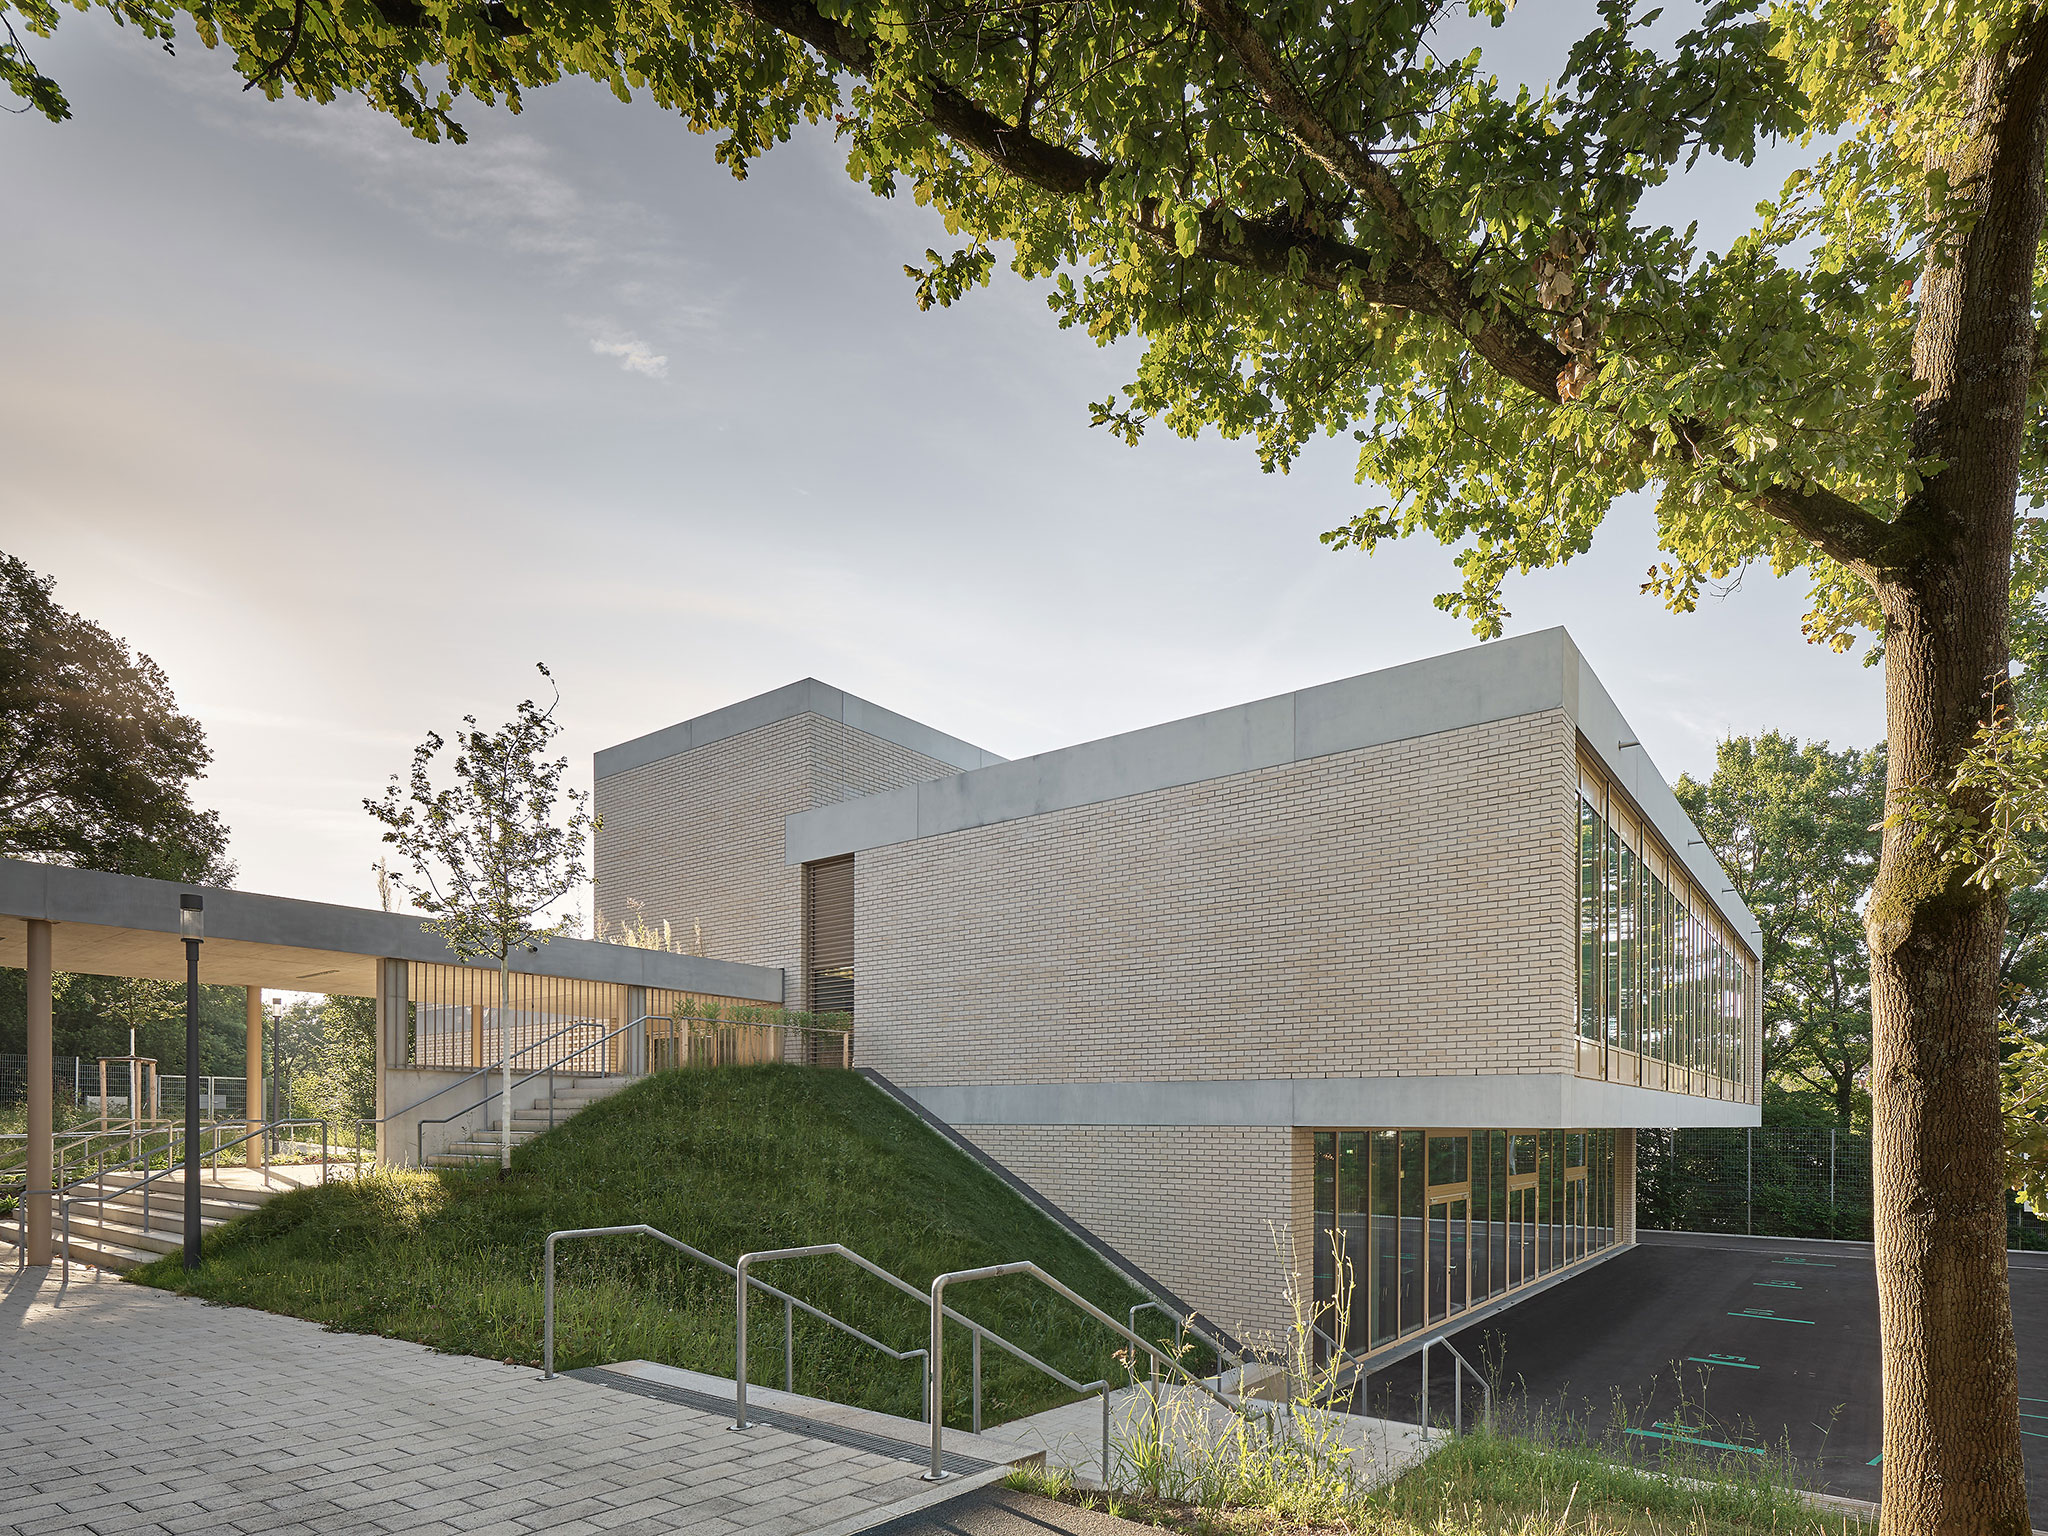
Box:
1312;1129;1618;1358
1577;766;1749;1089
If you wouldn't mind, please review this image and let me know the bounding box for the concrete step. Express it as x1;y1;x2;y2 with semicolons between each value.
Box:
75;1172;289;1207
64;1184;266;1225
0;1215;155;1273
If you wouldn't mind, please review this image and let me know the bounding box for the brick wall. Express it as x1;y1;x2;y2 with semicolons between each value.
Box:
594;714;963;996
856;710;1581;1086
955;1121;1306;1342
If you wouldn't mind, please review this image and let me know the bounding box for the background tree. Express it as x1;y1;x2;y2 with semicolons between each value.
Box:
0;552;232;883
16;0;2048;1523
365;665;593;1172
279;994;376;1147
1677;735;1884;1129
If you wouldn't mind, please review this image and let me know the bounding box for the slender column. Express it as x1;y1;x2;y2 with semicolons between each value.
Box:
26;918;53;1266
245;987;264;1169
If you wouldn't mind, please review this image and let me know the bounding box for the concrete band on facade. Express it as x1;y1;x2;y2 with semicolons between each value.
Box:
901;1074;1762;1131
595;678;1004;783
785;627;1761;955
0;856;785;1002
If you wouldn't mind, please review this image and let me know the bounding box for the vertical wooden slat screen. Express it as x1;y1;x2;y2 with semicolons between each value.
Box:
805;856;855;1017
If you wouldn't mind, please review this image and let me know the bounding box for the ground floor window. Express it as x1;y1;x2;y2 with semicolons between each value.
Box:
1311;1127;1618;1362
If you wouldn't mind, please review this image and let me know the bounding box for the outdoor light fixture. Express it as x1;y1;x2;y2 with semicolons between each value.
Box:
180;894;203;1270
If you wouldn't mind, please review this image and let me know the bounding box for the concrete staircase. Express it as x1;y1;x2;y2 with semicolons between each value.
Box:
425;1075;632;1168
0;1171;288;1273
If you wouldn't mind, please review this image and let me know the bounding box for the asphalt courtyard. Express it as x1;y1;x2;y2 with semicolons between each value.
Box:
1356;1231;2048;1512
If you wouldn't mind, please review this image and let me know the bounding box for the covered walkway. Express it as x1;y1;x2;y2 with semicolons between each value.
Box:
0;857;784;1265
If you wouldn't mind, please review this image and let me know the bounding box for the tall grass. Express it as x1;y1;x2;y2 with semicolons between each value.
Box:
129;1065;1185;1425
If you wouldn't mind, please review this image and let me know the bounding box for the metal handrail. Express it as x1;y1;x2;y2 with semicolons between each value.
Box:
1418;1333;1491;1437
542;1225;928;1405
729;1242;1091;1438
1129;1300;1244;1395
51;1118;331;1276
378;1010;669;1135
732;1243;936;1428
924;1260;1248;1485
413;1015;652;1166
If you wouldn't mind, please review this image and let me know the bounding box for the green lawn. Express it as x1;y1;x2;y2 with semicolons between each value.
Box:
132;1065;1170;1426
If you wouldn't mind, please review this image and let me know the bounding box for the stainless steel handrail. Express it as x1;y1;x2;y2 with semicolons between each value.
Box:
542;1225;928;1408
1418;1333;1491;1436
731;1243;936;1429
377;1010;668;1143
924;1260;1248;1485
741;1236;1122;1441
413;1015;653;1166
1129;1299;1244;1395
51;1118;331;1275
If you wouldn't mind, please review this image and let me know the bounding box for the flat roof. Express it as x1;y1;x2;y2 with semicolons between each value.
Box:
782;629;1763;956
0;858;785;1002
595;678;1003;781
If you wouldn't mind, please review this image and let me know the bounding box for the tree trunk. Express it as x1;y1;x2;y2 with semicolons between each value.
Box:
1866;38;2048;1536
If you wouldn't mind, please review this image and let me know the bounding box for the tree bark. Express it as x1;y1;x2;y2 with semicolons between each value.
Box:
1866;34;2048;1536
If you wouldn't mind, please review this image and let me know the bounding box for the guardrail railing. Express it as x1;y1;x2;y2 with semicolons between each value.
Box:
11;1118;338;1275
542;1224;930;1412
925;1260;1253;1484
732;1243;1108;1440
1418;1332;1491;1436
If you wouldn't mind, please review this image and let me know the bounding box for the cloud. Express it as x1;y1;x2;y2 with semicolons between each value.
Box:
589;334;670;379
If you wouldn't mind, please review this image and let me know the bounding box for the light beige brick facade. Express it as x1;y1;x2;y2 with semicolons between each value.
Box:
956;1122;1306;1341
594;713;965;999
593;637;1743;1351
854;711;1579;1088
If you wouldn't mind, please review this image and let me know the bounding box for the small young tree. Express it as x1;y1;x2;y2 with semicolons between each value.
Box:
365;665;595;1172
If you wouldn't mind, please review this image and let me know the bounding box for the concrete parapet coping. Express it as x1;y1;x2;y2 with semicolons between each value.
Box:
902;1071;1762;1130
0;856;785;1001
782;630;1760;955
596;677;1003;781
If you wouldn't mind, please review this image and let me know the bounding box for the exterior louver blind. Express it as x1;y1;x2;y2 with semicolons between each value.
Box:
806;856;855;1016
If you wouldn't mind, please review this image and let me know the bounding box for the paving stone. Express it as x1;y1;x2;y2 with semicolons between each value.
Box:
0;1267;977;1536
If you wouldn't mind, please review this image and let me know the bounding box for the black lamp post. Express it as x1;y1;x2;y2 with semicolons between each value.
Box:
180;893;203;1270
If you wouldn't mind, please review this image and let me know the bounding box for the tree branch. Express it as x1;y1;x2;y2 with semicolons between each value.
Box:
739;0;1898;559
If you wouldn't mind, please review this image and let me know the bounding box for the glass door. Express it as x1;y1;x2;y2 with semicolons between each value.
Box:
1428;1200;1449;1325
1447;1196;1468;1316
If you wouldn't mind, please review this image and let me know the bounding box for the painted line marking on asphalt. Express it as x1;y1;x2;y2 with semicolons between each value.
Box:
1773;1258;1836;1267
1688;1354;1759;1370
1625;1427;1765;1456
1753;1280;1802;1289
1728;1308;1815;1323
1868;1454;1882;1465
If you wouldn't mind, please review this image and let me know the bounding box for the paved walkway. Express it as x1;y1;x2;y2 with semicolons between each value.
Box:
0;1267;987;1536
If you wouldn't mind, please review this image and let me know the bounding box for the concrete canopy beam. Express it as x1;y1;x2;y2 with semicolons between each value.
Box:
0;858;785;1002
906;1072;1762;1130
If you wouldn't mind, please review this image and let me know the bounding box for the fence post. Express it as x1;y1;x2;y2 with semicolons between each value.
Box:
1829;1130;1837;1233
1745;1128;1753;1237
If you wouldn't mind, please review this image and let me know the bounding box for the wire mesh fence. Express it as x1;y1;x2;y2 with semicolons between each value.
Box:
1638;1126;2048;1249
0;1054;89;1111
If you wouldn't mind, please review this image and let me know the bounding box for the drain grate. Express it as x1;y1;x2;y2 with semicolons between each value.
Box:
564;1368;999;1476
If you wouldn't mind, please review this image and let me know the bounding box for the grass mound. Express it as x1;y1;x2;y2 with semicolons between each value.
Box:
133;1065;1159;1425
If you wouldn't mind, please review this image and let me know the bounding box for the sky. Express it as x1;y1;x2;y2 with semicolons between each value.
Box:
0;5;1887;920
